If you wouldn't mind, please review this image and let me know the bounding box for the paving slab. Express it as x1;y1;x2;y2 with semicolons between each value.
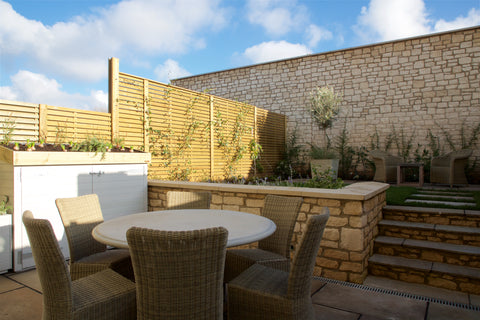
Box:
426;302;480;320
363;276;471;305
0;275;22;293
6;269;42;292
313;304;360;320
0;287;42;320
311;281;428;320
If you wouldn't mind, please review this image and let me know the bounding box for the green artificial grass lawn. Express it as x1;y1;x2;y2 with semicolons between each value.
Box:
386;186;480;210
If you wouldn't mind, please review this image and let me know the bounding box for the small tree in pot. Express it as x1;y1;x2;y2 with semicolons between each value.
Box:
307;85;342;179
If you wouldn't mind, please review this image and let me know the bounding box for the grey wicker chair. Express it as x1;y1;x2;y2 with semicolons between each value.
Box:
127;226;228;320
166;190;212;209
370;149;403;183
224;195;303;282
22;211;136;320
55;194;133;280
227;208;330;320
430;149;472;187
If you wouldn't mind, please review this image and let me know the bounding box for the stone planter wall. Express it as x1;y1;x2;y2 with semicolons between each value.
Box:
148;180;389;284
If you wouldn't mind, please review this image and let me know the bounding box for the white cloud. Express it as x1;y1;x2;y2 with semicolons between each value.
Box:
154;59;191;83
242;41;312;64
246;0;308;36
0;71;108;111
354;0;480;44
306;24;333;48
354;0;431;42
434;8;480;32
0;0;228;82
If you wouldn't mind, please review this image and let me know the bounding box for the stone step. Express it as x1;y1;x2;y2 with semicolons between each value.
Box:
374;236;480;268
378;219;480;246
382;205;480;228
411;193;475;201
405;199;476;207
368;254;480;294
417;190;475;197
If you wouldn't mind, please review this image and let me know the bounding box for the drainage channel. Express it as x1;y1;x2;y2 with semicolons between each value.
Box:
314;276;480;311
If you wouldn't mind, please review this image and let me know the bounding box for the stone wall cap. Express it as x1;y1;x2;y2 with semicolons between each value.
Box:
148;180;389;201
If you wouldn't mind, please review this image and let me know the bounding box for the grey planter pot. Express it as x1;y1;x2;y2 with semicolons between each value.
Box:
310;159;340;180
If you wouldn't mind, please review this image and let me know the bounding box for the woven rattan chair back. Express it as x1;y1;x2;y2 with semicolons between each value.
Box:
258;195;303;257
55;194;106;262
22;211;74;318
23;211;137;319
127;226;228;320
166;191;212;210
287;208;330;298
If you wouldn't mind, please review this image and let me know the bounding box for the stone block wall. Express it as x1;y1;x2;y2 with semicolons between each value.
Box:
172;27;480;180
148;180;388;284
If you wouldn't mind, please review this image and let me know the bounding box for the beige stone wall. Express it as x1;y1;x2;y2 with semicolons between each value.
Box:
148;180;388;284
172;27;480;180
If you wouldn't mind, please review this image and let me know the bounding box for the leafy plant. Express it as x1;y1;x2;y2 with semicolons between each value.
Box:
333;125;355;178
0;195;13;215
0;118;16;145
274;125;305;179
72;136;110;159
307;86;342;131
308;143;338;159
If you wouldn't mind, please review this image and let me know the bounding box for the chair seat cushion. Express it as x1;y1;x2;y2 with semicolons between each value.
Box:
72;269;136;318
77;248;130;265
229;264;289;297
225;248;289;282
71;249;133;280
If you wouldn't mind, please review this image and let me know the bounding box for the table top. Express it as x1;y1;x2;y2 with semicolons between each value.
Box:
92;209;277;248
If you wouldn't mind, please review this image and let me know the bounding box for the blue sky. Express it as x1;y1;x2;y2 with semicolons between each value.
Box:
1;0;479;112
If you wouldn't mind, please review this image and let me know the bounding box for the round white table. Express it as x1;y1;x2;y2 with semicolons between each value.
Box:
92;209;276;248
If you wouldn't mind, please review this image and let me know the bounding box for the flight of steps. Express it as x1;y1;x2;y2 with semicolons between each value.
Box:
368;205;480;295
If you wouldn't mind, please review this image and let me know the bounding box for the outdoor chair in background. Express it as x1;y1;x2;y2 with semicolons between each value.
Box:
227;208;330;320
166;190;212;209
224;195;303;282
55;194;133;280
127;226;228;320
430;149;473;187
22;211;136;320
370;149;403;183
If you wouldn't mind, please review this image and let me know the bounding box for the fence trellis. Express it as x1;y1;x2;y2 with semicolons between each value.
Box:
0;58;286;180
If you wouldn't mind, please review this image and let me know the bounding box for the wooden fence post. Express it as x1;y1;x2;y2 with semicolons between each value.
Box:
109;57;120;142
38;104;47;141
209;95;215;180
143;79;150;153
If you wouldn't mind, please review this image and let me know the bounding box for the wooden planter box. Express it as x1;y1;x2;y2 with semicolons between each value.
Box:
0;145;151;272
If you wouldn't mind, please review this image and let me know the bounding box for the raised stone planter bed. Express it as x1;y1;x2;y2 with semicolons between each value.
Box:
148;180;389;284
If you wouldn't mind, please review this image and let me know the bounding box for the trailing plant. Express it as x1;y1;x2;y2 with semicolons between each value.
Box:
213;103;253;180
391;126;415;161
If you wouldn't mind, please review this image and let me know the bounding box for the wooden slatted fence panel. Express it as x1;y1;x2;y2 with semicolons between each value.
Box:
257;108;286;176
45;106;111;144
0;100;39;142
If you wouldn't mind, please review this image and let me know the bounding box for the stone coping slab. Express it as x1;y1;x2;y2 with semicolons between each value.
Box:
148;180;389;201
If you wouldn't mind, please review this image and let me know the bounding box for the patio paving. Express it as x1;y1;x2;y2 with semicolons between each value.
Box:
1;269;479;319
